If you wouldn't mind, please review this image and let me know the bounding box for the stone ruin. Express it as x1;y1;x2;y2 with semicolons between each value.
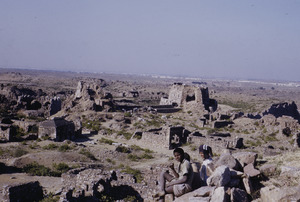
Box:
2;181;43;202
72;80;114;112
132;126;191;150
262;101;300;123
38;117;76;141
50;96;62;115
160;83;217;113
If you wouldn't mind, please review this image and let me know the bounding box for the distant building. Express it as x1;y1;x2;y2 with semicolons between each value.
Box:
39;117;75;141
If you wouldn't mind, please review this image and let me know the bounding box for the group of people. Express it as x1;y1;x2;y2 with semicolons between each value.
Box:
153;145;214;201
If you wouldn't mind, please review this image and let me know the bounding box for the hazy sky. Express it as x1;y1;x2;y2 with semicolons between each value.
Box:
0;1;299;81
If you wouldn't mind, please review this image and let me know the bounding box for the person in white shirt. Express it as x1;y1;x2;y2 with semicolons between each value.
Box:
199;144;214;186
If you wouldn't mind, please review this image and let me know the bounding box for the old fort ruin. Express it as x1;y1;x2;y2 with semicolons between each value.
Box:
160;83;217;113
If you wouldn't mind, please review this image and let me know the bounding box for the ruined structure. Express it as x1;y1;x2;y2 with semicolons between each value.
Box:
38;117;76;141
262;102;300;123
0;124;13;142
160;83;217;113
2;181;43;202
73;80;114;112
50;96;61;115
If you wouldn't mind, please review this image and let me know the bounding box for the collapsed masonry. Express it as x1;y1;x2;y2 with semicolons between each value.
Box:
72;80;114;112
38;117;77;141
160;83;217;113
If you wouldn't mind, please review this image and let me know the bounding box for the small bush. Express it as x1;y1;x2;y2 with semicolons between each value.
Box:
12;147;28;157
106;158;116;165
117;130;132;140
141;153;153;159
116;146;131;153
23;162;55;176
128;154;140;161
43;143;58;150
79;148;97;160
122;166;143;183
99;138;115;145
29;143;39;149
58;144;71;152
53;162;70;174
40;194;59;202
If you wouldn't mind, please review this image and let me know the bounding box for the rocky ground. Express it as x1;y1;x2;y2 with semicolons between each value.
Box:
0;68;299;201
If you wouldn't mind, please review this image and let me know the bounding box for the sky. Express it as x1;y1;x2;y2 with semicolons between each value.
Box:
0;1;300;81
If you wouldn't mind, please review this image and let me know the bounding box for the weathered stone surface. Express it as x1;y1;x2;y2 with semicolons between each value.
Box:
3;181;43;202
243;176;253;194
280;166;300;178
243;163;260;177
260;185;300;202
174;186;215;202
259;164;277;177
215;154;241;170
231;188;248;202
210;186;229;202
232;152;258;167
207;165;231;187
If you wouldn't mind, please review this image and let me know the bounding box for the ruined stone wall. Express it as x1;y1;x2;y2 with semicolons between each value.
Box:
160;84;211;113
277;116;299;131
2;181;43;202
12;120;37;133
38;122;57;140
0;124;12;141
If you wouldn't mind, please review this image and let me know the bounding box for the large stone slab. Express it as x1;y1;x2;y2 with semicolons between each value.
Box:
207;165;231;187
232;152;257;167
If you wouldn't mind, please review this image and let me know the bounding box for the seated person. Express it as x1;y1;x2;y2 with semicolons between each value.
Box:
153;148;193;200
199;144;214;186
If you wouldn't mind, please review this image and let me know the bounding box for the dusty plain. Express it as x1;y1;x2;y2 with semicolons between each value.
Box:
0;68;300;201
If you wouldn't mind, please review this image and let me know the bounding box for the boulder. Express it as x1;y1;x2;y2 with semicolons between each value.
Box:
242;177;253;194
215;154;241;171
259;164;277;177
210;186;229;202
243;163;260;177
260;185;300;202
207;165;231;187
174;186;215;202
232;152;258;167
231;188;248;202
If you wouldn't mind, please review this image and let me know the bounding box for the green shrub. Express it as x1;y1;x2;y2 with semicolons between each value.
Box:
82;119;101;131
12;147;28;157
29;143;39;149
99;138;115;145
79;148;97;160
124;112;132;117
43;143;58;150
53;162;70;174
58;144;71;152
122;166;143;183
23;162;55;176
128;154;140;161
40;194;59;202
117;130;132;140
116;146;131;153
141;153;153;159
106;158;116;165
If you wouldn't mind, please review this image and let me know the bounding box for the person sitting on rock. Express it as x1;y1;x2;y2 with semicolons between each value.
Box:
153;147;194;201
199;144;214;186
